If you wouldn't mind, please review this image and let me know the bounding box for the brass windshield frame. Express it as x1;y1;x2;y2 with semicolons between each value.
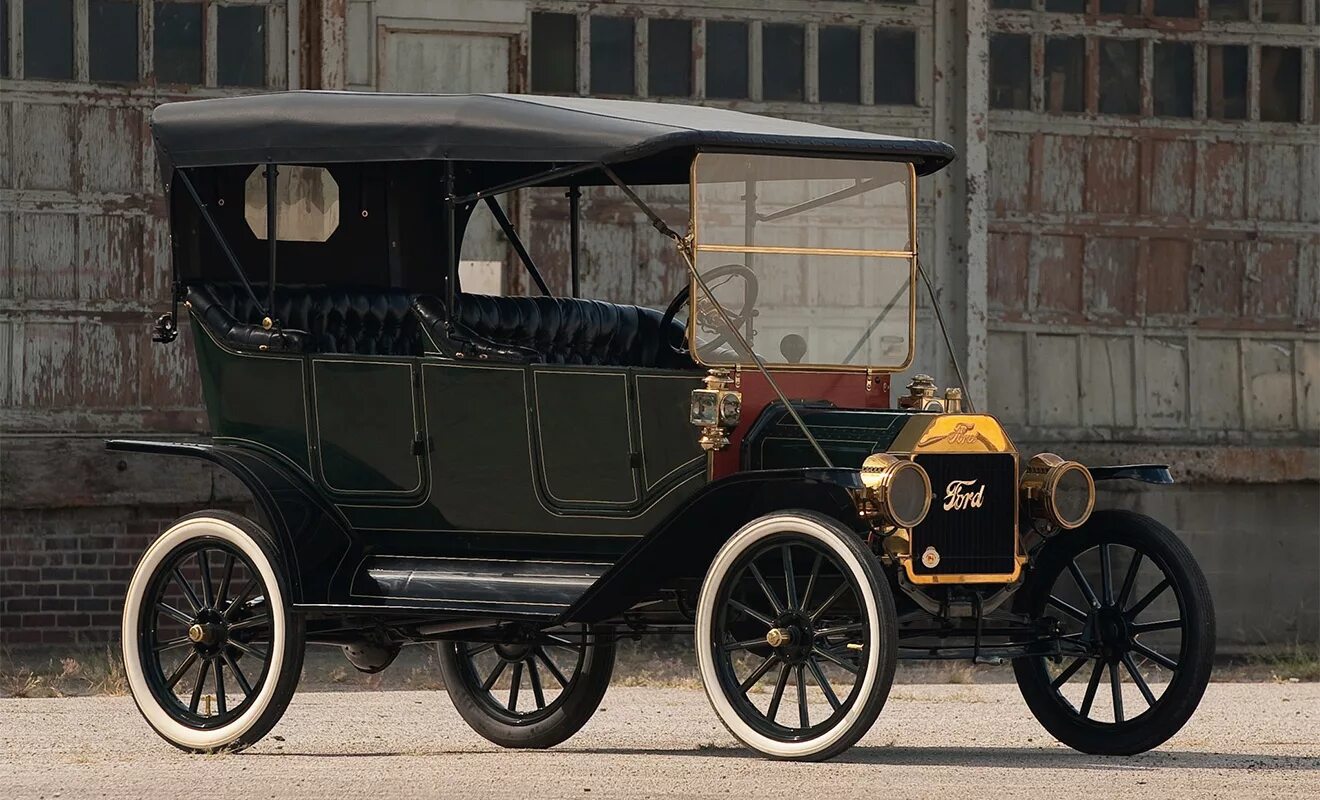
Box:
687;154;919;373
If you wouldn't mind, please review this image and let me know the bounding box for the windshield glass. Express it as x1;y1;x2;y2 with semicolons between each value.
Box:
689;153;916;370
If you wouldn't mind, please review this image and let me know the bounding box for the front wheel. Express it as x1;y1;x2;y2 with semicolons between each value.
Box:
121;511;305;753
1013;509;1214;755
696;511;898;761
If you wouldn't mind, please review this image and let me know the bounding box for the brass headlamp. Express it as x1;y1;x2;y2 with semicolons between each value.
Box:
690;369;741;451
1020;453;1095;531
858;453;932;529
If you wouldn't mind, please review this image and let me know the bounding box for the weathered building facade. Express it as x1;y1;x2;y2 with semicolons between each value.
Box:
1;0;1316;649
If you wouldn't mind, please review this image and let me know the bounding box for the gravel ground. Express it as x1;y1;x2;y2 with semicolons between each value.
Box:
1;683;1316;799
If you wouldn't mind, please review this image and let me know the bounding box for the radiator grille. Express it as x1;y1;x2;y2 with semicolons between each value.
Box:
910;453;1017;577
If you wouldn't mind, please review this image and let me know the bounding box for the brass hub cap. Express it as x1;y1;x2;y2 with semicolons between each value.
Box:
765;628;794;648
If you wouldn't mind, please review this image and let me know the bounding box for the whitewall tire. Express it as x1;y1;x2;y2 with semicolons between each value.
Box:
695;511;897;761
121;510;305;753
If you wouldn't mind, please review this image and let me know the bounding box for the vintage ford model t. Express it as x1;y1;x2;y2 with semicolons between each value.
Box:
113;92;1213;761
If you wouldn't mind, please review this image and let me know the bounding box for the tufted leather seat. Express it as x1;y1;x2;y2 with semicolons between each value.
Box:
187;283;426;356
415;293;696;370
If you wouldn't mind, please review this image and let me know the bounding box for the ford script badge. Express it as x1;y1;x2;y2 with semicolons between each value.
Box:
943;479;986;511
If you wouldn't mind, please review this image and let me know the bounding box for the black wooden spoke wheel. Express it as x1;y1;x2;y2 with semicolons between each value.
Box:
1013;510;1214;755
697;511;897;761
437;624;615;749
122;511;305;753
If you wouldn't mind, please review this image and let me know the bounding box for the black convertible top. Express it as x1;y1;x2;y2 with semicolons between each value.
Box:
150;92;956;183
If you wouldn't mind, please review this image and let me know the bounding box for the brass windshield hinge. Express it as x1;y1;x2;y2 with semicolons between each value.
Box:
866;368;875;393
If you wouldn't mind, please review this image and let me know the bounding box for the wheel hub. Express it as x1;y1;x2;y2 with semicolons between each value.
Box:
766;612;814;664
1092;606;1131;661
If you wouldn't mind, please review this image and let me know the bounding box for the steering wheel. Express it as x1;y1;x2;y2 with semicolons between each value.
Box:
659;263;759;357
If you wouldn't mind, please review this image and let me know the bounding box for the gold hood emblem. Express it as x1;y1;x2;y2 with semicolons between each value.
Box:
918;421;983;448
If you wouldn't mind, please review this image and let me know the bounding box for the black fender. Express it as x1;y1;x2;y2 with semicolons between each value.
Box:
1088;464;1174;484
563;467;868;623
106;439;357;605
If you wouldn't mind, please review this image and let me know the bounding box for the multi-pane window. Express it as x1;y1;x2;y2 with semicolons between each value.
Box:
1099;0;1141;13
590;16;634;95
1044;37;1085;113
1207;44;1248;120
531;12;577;94
762;23;805;102
1260;47;1302;122
1045;0;1086;11
153;1;202;84
24;0;75;80
217;5;265;88
706;20;748;100
818;26;860;104
1153;42;1194;118
874;28;916;105
1208;0;1250;19
648;18;691;98
1260;1;1303;22
1098;38;1140;115
90;0;139;83
989;33;1030;110
1153;0;1197;15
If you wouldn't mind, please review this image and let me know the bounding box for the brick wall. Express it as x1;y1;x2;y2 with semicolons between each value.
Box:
0;503;250;646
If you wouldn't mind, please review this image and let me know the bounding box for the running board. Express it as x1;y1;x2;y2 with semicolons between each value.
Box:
349;556;610;618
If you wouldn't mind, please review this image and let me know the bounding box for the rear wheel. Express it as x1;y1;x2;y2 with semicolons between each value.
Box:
696;511;897;761
121;511;305;753
1013;510;1214;755
437;624;615;749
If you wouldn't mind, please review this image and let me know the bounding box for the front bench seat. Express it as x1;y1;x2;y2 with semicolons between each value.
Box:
413;293;696;370
186;282;426;356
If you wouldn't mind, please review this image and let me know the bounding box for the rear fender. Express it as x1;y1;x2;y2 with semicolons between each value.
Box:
106;439;357;605
563;468;867;623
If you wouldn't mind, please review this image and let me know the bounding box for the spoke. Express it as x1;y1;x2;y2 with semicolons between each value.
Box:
763;663;792;723
812;645;860;674
813;623;865;639
1050;656;1090;690
154;635;192;653
1047;595;1089;624
1131;618;1182;635
481;658;508;692
542;633;585;649
172;568;203;614
1078;660;1105;719
156;602;194;627
215;553;236;611
508;661;523;712
782;545;799;611
747;563;785;616
534;647;569;688
165;650;199;690
722;636;769;652
809;583;850;623
197;549;215;608
1131;640;1179;671
796;666;809;728
806;658;841;710
189;660;210;714
227;614;271;633
465;642;496;657
215;660;227;715
1099;544;1114;606
1067;560;1101;609
1117;551;1144;608
729;599;775;627
1122;653;1157;707
800;553;824;613
227;639;268;662
223;578;259;621
223;651;253;697
739;654;780;693
1109;662;1124;723
526;658;546;709
1126;579;1171;620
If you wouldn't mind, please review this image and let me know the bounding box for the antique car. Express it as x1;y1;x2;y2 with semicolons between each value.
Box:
112;92;1213;761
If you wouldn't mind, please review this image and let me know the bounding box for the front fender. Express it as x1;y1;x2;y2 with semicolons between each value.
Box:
564;468;867;623
106;439;356;605
1089;463;1174;484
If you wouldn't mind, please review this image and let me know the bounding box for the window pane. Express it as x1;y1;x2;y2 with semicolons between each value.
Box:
648;18;691;98
154;2;202;85
1154;0;1198;15
24;0;74;80
590;16;633;95
991;0;1033;8
706;20;748;100
1208;0;1249;19
1260;1;1303;22
245;166;340;243
1153;42;1194;117
89;0;138;83
1207;45;1247;120
1100;0;1141;13
1099;39;1140;115
874;28;916;105
531;12;577;94
217;5;265;87
1;0;9;79
990;33;1030;110
1045;37;1085;113
1260;47;1301;122
762;23;804;102
1045;0;1086;10
819;26;860;104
